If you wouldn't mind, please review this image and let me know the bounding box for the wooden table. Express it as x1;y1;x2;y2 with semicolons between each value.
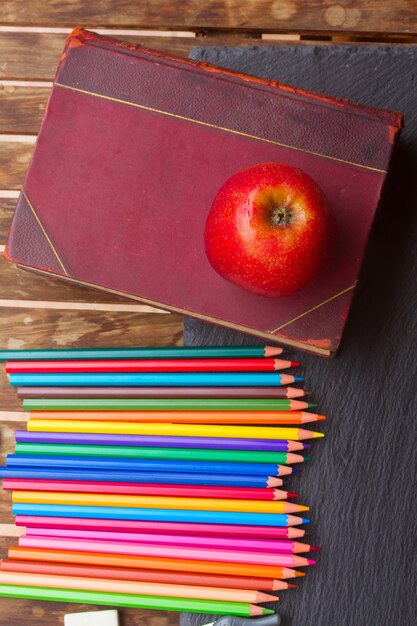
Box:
0;2;416;624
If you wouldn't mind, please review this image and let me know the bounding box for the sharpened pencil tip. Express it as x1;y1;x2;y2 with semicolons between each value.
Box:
313;432;325;438
291;361;300;367
310;546;321;551
287;492;299;499
294;377;304;382
307;403;317;408
294;571;306;577
265;346;284;357
307;559;316;565
287;584;298;589
301;518;310;524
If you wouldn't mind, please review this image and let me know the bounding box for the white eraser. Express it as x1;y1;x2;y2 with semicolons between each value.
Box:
64;609;119;626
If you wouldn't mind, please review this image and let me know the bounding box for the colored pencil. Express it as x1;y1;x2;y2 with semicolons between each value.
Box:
17;386;307;399
9;372;302;387
12;504;309;526
9;546;305;579
14;443;307;465
15;516;307;538
23;410;323;425
4;479;296;501
15;431;310;452
23;398;312;411
7;454;298;476
0;345;283;361
18;537;314;567
27;420;324;440
22;527;315;554
0;560;295;591
0;467;284;488
0;583;272;616
0;571;278;603
6;358;298;374
12;491;309;514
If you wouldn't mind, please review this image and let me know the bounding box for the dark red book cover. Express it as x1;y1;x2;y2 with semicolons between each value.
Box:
5;28;403;356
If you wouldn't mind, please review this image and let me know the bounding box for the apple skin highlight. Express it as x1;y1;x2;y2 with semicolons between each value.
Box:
204;162;337;297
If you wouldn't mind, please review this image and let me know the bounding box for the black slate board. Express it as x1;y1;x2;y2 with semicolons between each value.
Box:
181;45;417;626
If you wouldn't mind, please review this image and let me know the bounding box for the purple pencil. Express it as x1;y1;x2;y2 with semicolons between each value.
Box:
15;431;309;452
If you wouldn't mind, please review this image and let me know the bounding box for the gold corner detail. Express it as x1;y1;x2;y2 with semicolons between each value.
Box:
22;191;69;276
272;284;356;333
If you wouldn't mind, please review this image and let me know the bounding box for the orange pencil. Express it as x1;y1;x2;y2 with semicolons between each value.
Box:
8;547;305;579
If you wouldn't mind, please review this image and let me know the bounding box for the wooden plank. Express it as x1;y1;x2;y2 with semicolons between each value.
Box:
0;257;171;307
0;198;15;240
0;84;47;134
0;1;416;34
0;596;179;626
0;141;33;189
0;31;309;81
0;28;412;86
0;309;183;411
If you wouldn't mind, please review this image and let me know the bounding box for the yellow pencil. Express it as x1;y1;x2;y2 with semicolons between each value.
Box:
27;420;324;441
12;491;309;514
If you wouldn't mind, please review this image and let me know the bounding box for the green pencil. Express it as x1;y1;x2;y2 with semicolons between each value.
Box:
23;398;314;411
15;442;306;465
0;584;274;615
0;345;282;361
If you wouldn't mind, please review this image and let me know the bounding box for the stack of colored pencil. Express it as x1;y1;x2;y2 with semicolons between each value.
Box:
0;345;325;617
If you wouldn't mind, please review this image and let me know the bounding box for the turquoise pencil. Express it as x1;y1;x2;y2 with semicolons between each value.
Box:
9;372;302;387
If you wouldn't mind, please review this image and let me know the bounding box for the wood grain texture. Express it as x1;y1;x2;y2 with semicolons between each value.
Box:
182;43;417;626
0;0;416;34
0;198;15;241
0;257;170;305
0;31;300;81
0;600;179;626
0;85;47;134
0;141;34;189
0;310;182;410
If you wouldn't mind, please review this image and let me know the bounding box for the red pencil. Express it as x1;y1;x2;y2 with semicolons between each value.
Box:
0;559;296;591
6;358;299;374
4;479;297;501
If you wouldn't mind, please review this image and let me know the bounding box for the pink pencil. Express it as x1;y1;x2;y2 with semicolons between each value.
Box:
15;516;307;539
19;536;315;567
24;527;315;553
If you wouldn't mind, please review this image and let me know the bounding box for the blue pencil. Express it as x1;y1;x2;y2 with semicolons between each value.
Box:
14;430;309;452
12;503;309;526
0;467;283;488
9;372;302;387
6;454;297;477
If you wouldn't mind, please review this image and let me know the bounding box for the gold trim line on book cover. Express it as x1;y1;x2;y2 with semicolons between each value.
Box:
18;264;355;356
54;82;387;174
272;284;356;332
22;191;68;276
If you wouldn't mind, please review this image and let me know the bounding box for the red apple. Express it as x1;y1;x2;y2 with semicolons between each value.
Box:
204;162;336;297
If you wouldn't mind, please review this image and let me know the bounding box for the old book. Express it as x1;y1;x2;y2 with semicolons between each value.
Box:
5;28;403;356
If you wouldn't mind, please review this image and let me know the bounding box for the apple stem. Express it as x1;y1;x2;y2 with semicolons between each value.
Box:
270;206;293;226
